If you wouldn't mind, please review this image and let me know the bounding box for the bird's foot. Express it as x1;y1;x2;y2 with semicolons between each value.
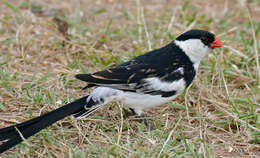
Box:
123;108;155;130
136;114;155;130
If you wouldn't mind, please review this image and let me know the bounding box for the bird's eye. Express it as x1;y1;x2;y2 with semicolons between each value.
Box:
200;37;209;45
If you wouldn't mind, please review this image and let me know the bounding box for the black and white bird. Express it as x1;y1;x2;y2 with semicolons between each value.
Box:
0;29;222;153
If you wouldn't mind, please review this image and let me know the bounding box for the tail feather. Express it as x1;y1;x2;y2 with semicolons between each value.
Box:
0;118;39;141
0;113;48;141
0;95;95;154
0;136;22;155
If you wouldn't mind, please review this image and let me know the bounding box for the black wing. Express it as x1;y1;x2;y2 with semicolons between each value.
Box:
76;65;183;95
76;42;193;96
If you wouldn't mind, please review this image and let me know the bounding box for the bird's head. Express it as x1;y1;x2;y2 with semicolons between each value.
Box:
174;29;222;64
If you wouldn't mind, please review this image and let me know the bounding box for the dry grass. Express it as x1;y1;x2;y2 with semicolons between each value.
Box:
0;0;260;157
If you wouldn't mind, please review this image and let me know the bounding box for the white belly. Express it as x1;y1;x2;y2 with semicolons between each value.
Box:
88;86;183;116
121;91;181;115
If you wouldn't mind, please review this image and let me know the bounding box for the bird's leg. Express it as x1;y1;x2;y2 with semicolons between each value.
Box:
139;115;155;130
138;114;149;127
129;108;136;115
123;108;137;118
124;108;154;130
134;111;154;130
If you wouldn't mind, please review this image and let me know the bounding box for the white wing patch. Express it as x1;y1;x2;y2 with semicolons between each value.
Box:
174;67;184;75
144;77;186;92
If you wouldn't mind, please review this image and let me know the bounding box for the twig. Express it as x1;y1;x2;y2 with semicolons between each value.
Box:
140;7;152;51
223;45;248;59
14;126;30;146
157;117;182;158
117;102;124;145
247;7;260;86
184;18;197;32
202;97;260;132
167;12;176;32
136;0;142;43
184;85;192;125
0;118;20;123
221;66;230;97
73;121;92;145
218;26;238;37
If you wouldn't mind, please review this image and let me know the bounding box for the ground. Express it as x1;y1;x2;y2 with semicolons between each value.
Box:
0;0;260;157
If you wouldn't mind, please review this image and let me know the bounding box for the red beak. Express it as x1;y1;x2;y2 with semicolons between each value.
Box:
210;37;223;49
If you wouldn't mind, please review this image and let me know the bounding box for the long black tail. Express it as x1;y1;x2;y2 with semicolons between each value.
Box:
0;95;95;154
